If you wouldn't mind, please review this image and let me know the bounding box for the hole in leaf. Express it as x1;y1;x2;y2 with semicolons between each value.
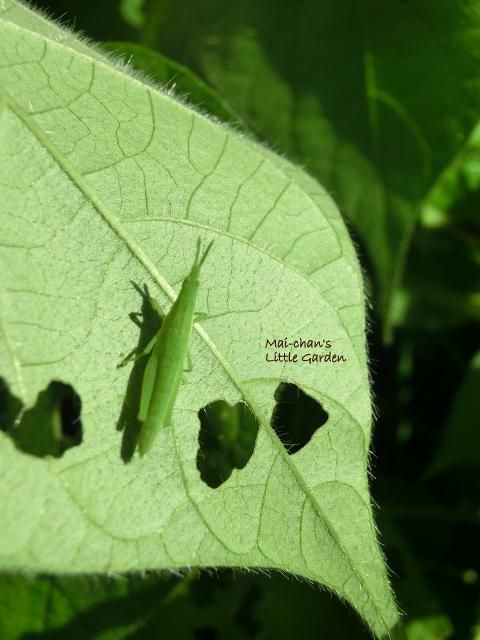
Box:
197;400;260;488
116;282;163;463
0;378;82;458
271;382;328;454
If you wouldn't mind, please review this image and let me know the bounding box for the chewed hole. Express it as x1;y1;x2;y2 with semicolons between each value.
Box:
197;400;260;488
271;382;328;454
0;378;82;458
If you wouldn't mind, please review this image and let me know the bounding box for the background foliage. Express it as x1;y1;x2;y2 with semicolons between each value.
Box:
1;0;479;638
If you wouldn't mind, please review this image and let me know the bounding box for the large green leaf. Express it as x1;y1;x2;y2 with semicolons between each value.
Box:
0;2;400;637
131;0;480;336
101;41;250;133
0;571;246;639
401;121;480;330
0;573;169;639
0;570;375;638
421;120;480;230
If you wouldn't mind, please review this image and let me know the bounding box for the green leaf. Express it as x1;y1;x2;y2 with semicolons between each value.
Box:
428;350;480;475
406;616;454;640
0;2;399;637
0;573;148;638
101;41;250;132
119;0;145;29
0;571;202;639
409;120;480;330
0;570;383;639
421;120;480;230
135;0;480;337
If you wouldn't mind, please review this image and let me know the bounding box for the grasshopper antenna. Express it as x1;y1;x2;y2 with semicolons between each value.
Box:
198;239;214;267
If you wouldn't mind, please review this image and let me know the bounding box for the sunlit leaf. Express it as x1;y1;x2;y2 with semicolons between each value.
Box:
0;2;400;637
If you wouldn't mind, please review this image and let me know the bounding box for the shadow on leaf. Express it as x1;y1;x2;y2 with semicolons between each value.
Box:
116;282;163;462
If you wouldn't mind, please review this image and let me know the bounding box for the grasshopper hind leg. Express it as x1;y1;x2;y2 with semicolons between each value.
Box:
137;350;158;422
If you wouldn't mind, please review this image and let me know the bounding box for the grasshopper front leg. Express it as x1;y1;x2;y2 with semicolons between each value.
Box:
118;330;160;368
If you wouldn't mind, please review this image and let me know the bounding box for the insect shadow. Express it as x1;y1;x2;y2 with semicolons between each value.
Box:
116;282;163;463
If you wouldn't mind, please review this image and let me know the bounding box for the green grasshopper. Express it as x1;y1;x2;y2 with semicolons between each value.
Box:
125;239;213;456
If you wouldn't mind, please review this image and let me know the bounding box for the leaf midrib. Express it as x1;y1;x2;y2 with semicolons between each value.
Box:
0;25;389;633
